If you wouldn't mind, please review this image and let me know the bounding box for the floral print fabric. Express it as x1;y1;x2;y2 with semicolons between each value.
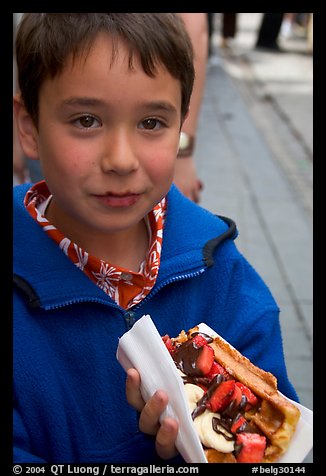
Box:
24;181;166;310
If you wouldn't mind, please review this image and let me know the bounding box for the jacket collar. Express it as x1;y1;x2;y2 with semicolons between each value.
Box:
13;184;236;308
159;185;236;278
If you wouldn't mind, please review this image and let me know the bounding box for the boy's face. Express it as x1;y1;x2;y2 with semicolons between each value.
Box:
19;34;182;240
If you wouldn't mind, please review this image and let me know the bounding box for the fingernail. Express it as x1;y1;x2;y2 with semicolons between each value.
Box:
154;390;166;403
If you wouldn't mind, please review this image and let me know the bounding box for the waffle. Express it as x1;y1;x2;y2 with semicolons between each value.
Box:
168;326;301;463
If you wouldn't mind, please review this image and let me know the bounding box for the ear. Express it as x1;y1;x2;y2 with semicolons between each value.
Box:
13;94;39;160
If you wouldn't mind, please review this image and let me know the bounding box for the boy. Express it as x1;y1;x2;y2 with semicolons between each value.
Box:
13;13;298;463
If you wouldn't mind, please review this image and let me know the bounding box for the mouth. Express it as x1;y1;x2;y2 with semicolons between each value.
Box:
93;192;141;208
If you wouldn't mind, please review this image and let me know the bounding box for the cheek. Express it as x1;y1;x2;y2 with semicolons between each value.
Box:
38;134;89;175
146;149;176;183
145;136;179;177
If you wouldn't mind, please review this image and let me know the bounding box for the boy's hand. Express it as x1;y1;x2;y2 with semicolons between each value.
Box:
126;368;179;460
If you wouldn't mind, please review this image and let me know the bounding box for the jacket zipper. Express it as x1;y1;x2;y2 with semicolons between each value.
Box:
40;268;206;330
44;297;121;311
125;267;206;329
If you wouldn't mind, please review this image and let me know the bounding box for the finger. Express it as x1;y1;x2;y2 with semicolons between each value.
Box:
193;180;203;203
126;368;145;412
193;190;200;203
155;417;179;460
139;390;168;435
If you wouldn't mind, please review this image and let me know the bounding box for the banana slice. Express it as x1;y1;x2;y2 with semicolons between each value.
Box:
194;410;235;453
183;383;204;413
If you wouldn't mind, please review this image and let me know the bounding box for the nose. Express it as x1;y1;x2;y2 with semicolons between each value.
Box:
100;128;139;176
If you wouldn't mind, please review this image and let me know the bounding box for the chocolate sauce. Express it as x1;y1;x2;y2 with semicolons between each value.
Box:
191;374;224;420
181;375;211;387
212;417;234;441
172;332;213;376
189;331;214;344
173;333;264;452
173;340;202;376
173;337;215;377
223;394;247;419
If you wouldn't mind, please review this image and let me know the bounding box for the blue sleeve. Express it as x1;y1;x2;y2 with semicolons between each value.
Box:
237;307;299;402
227;256;299;402
14;407;47;463
209;242;299;403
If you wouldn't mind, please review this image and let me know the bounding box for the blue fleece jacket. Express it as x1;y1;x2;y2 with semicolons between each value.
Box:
13;183;298;463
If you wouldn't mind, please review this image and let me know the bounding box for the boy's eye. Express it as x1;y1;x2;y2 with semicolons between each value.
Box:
140;118;164;130
73;115;101;129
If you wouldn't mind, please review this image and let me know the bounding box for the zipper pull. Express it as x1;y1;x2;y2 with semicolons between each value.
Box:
125;310;136;330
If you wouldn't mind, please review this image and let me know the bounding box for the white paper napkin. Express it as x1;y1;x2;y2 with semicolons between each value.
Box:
117;315;313;463
116;314;207;463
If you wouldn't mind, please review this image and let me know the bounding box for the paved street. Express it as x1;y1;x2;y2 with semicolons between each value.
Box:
194;13;313;462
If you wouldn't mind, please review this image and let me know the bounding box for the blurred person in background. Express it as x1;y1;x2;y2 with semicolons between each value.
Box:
280;13;313;53
13;13;43;184
206;13;238;52
207;13;215;56
307;13;313;53
220;13;237;49
176;13;208;203
255;13;284;51
13;116;29;184
280;13;296;40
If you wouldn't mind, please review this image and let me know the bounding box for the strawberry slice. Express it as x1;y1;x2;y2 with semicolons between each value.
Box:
205;361;232;381
235;432;266;463
196;344;215;376
172;340;214;376
230;413;248;434
197;383;208;392
192;334;207;348
162;335;174;354
235;382;259;409
206;379;236;412
231;383;243;407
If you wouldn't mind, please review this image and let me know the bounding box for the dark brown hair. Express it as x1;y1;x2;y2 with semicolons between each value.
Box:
15;13;195;125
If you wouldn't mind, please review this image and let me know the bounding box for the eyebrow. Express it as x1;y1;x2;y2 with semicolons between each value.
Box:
61;97;177;114
61;97;105;108
140;101;177;114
